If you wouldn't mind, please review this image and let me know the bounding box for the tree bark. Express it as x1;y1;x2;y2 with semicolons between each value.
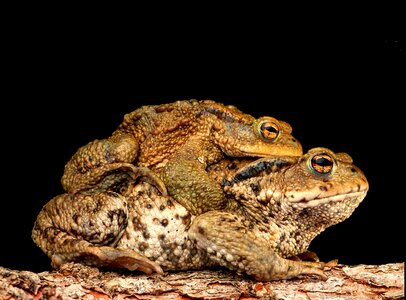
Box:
0;262;404;300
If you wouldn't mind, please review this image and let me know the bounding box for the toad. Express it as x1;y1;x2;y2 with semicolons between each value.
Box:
61;99;302;215
33;147;368;281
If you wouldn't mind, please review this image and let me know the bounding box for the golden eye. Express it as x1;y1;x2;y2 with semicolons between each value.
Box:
310;154;334;174
258;120;279;141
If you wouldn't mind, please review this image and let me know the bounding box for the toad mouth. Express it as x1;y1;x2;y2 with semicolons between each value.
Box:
289;191;368;209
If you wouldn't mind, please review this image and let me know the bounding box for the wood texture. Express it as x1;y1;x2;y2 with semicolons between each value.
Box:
0;262;404;299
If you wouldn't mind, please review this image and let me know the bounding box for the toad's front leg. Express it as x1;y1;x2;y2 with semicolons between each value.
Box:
188;211;328;281
32;191;163;274
163;138;227;216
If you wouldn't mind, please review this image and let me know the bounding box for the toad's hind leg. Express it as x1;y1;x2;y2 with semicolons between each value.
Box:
61;133;166;195
68;163;167;196
32;192;162;274
189;211;328;281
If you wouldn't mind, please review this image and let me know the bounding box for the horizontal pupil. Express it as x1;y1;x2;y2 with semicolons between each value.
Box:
315;157;332;167
262;124;277;133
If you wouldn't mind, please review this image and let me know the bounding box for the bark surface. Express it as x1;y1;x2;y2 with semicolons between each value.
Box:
0;262;404;299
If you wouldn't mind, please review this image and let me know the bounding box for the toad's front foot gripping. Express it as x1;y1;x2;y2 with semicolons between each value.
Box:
163;158;227;216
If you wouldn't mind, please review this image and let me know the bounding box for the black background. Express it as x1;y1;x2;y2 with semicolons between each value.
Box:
1;24;404;273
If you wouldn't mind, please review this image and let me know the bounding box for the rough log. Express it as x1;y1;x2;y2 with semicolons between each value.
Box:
0;262;404;299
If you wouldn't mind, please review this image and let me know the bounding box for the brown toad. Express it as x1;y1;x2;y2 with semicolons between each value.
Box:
61;99;302;215
32;147;368;281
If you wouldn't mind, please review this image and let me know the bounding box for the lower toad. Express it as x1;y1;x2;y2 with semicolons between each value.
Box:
32;147;368;281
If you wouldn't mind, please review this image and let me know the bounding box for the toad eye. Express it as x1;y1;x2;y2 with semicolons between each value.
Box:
310;154;334;174
258;120;279;141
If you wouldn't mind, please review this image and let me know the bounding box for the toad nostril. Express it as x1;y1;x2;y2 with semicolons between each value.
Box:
351;168;357;173
292;138;296;142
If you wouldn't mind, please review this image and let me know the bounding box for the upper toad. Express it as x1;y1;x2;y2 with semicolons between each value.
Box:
61;99;302;215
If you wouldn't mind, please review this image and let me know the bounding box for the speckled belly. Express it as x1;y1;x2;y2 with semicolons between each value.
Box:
116;183;210;271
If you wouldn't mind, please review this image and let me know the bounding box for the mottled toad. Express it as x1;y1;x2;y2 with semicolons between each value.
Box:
33;147;368;281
